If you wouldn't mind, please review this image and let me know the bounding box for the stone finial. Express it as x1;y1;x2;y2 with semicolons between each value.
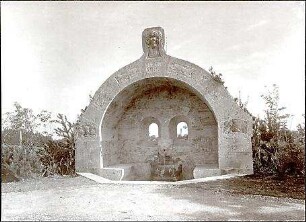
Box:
142;27;166;58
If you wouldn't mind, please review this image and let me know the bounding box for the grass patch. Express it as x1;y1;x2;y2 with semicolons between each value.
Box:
222;174;305;200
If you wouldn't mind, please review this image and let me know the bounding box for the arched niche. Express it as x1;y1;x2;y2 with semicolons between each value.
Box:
100;77;218;167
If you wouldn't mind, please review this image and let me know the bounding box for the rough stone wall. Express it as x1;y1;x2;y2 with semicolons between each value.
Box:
116;85;218;166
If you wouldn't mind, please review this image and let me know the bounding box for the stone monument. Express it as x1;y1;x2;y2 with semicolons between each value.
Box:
75;27;253;181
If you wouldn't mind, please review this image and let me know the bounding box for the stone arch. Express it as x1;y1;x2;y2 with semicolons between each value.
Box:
76;56;253;173
75;27;253;178
98;70;220;136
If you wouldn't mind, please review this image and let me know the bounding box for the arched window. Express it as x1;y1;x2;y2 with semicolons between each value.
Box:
149;123;159;139
177;122;188;139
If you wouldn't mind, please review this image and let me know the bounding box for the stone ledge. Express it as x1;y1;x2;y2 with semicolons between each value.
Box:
193;165;221;179
97;164;134;181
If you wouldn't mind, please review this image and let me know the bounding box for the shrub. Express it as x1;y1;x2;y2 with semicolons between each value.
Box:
38;113;76;177
1;144;44;181
251;85;305;177
38;139;75;177
276;134;305;177
1;106;77;181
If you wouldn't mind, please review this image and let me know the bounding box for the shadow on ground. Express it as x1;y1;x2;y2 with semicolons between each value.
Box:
153;180;305;221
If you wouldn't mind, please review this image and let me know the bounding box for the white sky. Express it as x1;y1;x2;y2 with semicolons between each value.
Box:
1;1;305;129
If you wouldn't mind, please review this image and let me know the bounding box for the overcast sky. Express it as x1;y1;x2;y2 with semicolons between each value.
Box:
1;1;305;129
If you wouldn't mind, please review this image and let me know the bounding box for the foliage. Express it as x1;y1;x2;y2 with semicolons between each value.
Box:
260;85;291;134
234;90;252;116
3;102;52;132
39;114;76;177
1;103;53;181
51;114;75;144
1;144;44;180
252;84;305;177
296;114;305;147
1;103;76;181
1;129;51;147
208;66;224;84
38;139;75;177
2;102;52;146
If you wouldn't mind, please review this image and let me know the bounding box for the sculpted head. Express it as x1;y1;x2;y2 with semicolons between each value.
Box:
142;27;166;58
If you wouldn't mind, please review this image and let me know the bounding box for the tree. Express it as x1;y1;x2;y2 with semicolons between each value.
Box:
252;84;304;176
51;114;74;144
1;102;52;180
39;113;76;176
261;84;291;137
296;114;305;147
2;102;52;146
3;102;38;132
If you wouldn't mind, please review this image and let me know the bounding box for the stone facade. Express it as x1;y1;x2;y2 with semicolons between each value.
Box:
75;27;253;180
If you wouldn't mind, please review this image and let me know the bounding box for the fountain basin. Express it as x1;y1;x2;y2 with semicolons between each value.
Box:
151;163;182;181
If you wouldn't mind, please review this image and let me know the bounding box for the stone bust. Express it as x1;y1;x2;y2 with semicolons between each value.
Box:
142;27;166;58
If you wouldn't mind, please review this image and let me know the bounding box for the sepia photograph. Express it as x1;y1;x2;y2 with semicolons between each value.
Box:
1;1;305;221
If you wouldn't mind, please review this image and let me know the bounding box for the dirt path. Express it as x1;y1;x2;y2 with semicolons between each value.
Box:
2;176;305;221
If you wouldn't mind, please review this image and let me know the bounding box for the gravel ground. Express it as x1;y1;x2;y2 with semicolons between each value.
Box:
1;175;305;221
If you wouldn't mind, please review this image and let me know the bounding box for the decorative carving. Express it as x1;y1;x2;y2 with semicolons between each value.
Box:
129;67;141;78
93;93;112;109
105;77;120;91
168;62;196;79
114;68;141;85
76;122;97;138
142;27;165;58
145;33;161;58
224;119;248;134
115;72;131;85
145;62;162;74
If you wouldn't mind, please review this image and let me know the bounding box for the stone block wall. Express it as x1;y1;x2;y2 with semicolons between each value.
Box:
115;83;218;168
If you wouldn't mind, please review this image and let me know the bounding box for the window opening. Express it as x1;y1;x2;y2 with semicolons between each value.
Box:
177;122;188;139
149;123;159;139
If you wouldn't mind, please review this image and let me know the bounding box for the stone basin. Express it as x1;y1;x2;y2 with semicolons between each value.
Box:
151;163;183;181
